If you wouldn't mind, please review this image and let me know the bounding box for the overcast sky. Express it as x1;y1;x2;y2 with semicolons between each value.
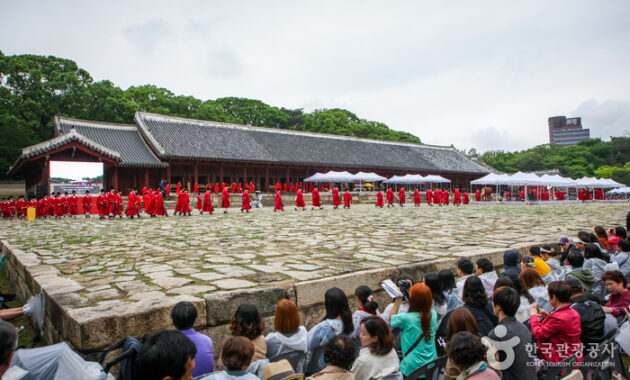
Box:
2;1;629;152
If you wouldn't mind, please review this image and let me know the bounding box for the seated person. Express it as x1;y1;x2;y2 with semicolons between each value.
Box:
200;336;259;380
351;316;400;380
476;258;498;299
218;304;267;370
307;335;357;380
266;299;308;373
135;330;197;380
171;301;214;377
567;278;605;352
540;245;561;272
520;268;552;312
601;270;630;318
0;321;17;379
529;281;582;363
500;249;521;277
565;251;595;291
612;239;630;277
455;259;475;295
447;332;500;380
462;277;497;336
529;246;551;278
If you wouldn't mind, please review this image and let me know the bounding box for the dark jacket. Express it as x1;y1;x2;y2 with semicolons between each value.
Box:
570;295;605;345
464;302;498;337
566;269;596;291
487;317;536;380
501;250;521;277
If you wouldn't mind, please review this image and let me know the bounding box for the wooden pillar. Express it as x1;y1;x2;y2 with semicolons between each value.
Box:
265;166;270;192
285;166;290;184
41;158;50;193
144;168;149;187
113;166;119;191
194;161;199;185
219;164;224;185
243;165;247;184
166;164;171;185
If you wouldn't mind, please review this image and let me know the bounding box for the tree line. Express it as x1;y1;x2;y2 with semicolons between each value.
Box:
0;52;420;179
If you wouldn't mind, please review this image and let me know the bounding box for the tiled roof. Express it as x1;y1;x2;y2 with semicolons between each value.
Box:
135;112;488;174
55;117;166;168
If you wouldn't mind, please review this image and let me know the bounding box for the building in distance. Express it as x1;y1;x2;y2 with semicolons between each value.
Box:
548;116;590;146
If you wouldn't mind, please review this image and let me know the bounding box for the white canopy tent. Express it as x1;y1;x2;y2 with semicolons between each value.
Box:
385;174;427;184
303;170;356;183
470;173;512;185
423;174;451;183
353;172;387;182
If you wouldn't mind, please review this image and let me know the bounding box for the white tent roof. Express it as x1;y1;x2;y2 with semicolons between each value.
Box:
385;174;427;184
303;170;356;183
608;187;630;194
470;173;512;185
505;171;546;186
353;171;387;182
538;174;577;187
424;174;451;183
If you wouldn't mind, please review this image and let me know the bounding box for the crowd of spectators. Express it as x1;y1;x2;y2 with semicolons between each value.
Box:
2;225;630;380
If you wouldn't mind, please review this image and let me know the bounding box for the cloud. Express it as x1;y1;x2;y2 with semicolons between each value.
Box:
205;47;242;78
464;127;529;152
574;99;630;139
123;19;173;54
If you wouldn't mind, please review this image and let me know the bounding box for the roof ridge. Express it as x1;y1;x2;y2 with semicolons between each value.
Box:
22;129;122;159
135;111;455;151
57;116;137;131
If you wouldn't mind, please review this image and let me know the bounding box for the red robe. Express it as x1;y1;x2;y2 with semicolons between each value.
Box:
125;192;137;216
376;191;384;207
203;191;214;213
454;189;461;204
222;188;230;208
289;183;294;192
16;199;27;217
194;183;199;194
443;190;450;205
176;183;181;193
386;189;394;205
143;192;153;215
426;190;432;205
332;188;341;206
231;183;237;193
398;188;406;205
83;195;93;214
155;191;165;215
312;189;321;207
475;190;481;202
238;183;243;193
55;196;65;216
578;189;585;201
175;190;183;212
242;190;251;210
97;194;108;216
413;189;421;205
283;183;288;193
214;183;220;193
585;189;591;200
274;191;283;210
295;189;305;208
107;192;117;215
70;196;80;215
181;192;191;213
166;184;171;197
433;190;442;204
463;192;469;204
276;183;282;192
115;193;123;216
249;182;254;193
343;191;353;208
196;195;203;210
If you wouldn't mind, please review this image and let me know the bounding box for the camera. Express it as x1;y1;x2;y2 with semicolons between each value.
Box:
396;279;411;302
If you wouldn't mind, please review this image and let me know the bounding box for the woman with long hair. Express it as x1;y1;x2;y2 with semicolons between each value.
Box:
305;287;354;375
424;273;448;325
520;268;552;312
462;277;497;336
439;269;463;312
443;307;479;380
216;304;267;370
594;226;610;250
266;299;308;373
352;285;380;338
389;283;437;377
351;316;400;380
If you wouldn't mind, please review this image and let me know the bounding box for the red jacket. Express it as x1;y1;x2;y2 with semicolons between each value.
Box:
530;304;582;363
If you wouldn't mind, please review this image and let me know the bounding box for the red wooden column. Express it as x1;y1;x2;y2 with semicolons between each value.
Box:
113;166;119;191
41;158;50;192
144;168;149;187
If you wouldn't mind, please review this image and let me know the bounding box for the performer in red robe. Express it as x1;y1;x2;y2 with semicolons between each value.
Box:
332;187;341;209
585;189;591;200
107;188;118;218
143;190;153;216
222;187;230;213
166;184;171;198
295;189;305;210
443;190;450;205
463;192;470;205
475;189;481;202
312;188;322;209
426;189;433;206
276;183;282;192
125;189;137;218
15;196;27;218
398;188;406;207
196;194;203;214
376;191;384;208
70;191;80;217
274;190;284;211
578;189;585;202
241;190;251;213
289;183;294;193
174;189;183;215
97;189;108;219
453;189;461;206
55;193;65;218
82;191;92;218
283;183;288;193
176;182;181;194
214;183;220;193
155;190;166;216
203;190;214;214
433;189;442;206
193;183;198;194
413;189;421;206
249;182;254;193
386;188;394;207
231;183;237;193
181;190;192;216
343;190;353;209
238;183;243;193
115;191;124;218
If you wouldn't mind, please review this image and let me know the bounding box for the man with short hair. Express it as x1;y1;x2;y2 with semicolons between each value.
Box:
171;301;213;377
487;287;536;380
529;246;551;278
559;237;576;265
476;258;498;298
567;278;605;352
0;321;18;379
565;251;596;291
455;258;475;295
135;330;197;380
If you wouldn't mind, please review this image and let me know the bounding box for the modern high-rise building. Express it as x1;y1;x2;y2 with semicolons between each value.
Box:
548;116;590;146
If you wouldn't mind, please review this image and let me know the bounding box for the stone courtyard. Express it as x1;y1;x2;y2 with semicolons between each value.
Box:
0;202;627;352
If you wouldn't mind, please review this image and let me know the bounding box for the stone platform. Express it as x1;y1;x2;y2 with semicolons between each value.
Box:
0;202;626;356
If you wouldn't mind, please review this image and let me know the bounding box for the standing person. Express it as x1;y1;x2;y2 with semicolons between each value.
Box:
134;188;143;217
475;189;481;202
433;188;442;206
274;190;284;212
203;190;214;214
70;191;80;217
196;193;203;214
241;190;251;213
154;188;167;216
413;189;421;207
332;187;341;209
82;191;92;218
181;189;192;216
115;190;123;218
97;189;108;220
389;283;437;377
375;191;384;208
174;188;183;215
222;187;230;214
15;195;27;218
55;192;65;218
165;183;171;198
125;188;137;218
398;187;405;207
386;188;394;207
143;189;153;217
343;190;353;209
453;189;461;206
295;188;306;211
443;189;450;205
462;191;469;205
107;188;118;219
351;316;400;380
426;188;433;206
312;188;323;210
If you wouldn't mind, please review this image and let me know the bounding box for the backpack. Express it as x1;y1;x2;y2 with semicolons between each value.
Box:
98;337;143;380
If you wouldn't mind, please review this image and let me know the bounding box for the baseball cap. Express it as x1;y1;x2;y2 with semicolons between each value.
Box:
558;237;569;245
522;256;536;267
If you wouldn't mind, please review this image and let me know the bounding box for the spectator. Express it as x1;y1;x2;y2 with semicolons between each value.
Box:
559;237;576;266
462;276;497;336
565;251;595;291
171;301;214;377
584;243;617;283
519;268;552;312
383;278;411;323
447;332;500;380
218;304;266;370
0;306;26;322
262;360;303;380
571;234;589;256
540;246;561;271
307;336;357;380
487;287;536;380
601;270;630;318
351;316;400;380
608;226;627;248
594;226;610;250
566;278;605;351
612;239;630;276
424;273;448;325
135;330;197;380
0;321;17;379
200;337;259;380
266;299;308;373
475;258;498;299
352;286;380;338
455;259;475;295
390;283;437;377
520;256;535;272
439;270;463;311
443;308;479;380
501;249;521;277
306;288;354;375
493;275;532;323
529;246;551;278
529;281;582;363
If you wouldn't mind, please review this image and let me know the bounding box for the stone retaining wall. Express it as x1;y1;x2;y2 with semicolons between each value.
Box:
1;238;549;359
